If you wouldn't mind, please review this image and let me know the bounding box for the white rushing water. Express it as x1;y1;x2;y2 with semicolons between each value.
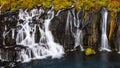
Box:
118;47;120;53
2;25;8;45
100;7;111;52
0;49;1;60
66;9;84;51
11;28;15;39
74;9;84;51
14;7;64;62
74;29;84;51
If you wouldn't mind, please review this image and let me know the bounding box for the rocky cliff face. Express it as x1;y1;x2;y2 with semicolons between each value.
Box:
0;11;19;46
82;12;100;50
113;13;120;52
50;8;75;51
0;7;120;62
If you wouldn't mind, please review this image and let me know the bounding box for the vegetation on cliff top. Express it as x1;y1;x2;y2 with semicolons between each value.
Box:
0;0;120;13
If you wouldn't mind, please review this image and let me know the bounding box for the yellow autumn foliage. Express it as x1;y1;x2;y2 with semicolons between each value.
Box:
107;0;120;12
0;0;120;14
85;48;96;56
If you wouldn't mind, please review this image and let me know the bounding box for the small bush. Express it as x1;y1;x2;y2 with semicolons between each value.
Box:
85;48;96;56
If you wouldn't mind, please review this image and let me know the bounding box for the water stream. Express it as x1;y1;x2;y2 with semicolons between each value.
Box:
1;7;64;62
66;8;84;51
100;7;111;52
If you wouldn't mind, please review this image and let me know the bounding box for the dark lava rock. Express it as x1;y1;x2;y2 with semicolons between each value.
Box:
0;10;19;46
114;12;120;51
50;8;75;51
83;12;100;49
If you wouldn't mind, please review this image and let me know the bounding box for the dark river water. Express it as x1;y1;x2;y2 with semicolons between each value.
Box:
0;52;120;68
13;51;120;68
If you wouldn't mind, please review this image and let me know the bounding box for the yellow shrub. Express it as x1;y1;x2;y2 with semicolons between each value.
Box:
85;48;96;56
108;0;120;12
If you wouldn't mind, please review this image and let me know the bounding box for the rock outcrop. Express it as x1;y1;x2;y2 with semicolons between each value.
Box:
0;7;120;62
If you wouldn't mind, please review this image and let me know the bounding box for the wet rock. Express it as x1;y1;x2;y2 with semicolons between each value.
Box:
0;48;16;62
0;61;16;68
50;8;75;51
0;10;19;46
0;10;19;28
83;11;100;49
4;33;16;46
0;45;29;62
114;12;120;51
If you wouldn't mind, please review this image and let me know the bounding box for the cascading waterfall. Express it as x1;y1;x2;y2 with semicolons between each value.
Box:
100;7;111;52
74;9;84;51
66;8;84;51
74;30;84;51
1;6;119;64
1;7;64;62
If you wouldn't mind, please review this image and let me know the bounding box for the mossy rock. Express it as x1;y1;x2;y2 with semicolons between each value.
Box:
85;48;96;56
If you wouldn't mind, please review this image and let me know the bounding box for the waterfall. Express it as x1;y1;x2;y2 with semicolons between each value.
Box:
74;9;84;51
100;7;111;52
66;8;84;51
11;28;15;39
74;30;84;51
19;8;63;62
0;7;64;62
43;8;64;58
